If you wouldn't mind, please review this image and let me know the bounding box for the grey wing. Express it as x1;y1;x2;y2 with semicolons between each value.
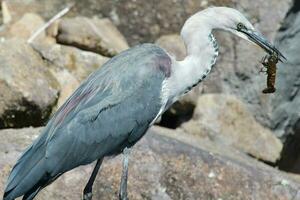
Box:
3;44;172;199
43;44;172;174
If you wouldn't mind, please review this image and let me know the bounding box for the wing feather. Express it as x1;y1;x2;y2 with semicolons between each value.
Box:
42;44;172;174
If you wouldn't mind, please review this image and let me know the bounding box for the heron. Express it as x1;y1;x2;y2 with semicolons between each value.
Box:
3;6;284;200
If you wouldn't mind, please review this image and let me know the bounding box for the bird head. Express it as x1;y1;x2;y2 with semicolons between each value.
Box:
190;7;285;61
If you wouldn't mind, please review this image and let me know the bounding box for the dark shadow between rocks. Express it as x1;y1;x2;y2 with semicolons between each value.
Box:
158;102;195;129
0;98;55;129
278;119;300;173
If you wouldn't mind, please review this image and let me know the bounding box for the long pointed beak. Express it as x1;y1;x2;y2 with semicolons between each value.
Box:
241;29;286;62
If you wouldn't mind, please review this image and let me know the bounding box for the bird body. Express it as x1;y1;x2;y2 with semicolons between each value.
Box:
3;7;284;200
4;44;172;200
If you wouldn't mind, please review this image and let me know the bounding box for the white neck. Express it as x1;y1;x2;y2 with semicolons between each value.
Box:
162;14;219;105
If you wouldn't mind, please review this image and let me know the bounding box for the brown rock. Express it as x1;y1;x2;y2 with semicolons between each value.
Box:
2;1;12;24
0;39;59;128
181;94;283;163
8;13;45;41
56;17;129;57
0;126;300;200
32;43;109;81
3;0;291;44
0;11;56;45
45;19;60;38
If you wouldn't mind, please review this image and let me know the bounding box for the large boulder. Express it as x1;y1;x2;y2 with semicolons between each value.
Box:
1;126;300;200
33;43;109;81
270;0;300;173
56;17;129;57
0;39;59;128
180;94;283;163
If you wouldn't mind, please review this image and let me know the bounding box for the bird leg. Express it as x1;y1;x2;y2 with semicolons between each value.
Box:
259;55;268;74
82;158;103;200
119;147;130;200
259;67;267;74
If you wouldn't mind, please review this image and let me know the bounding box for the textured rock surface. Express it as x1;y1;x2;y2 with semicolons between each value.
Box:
56;17;129;57
33;43;109;81
2;0;234;44
271;0;300;173
181;94;283;163
0;39;59;128
6;13;45;41
0;126;300;200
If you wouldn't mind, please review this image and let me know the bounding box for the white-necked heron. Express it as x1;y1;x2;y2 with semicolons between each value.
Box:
3;6;284;200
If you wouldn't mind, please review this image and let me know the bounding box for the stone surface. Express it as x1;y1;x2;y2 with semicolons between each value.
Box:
270;0;300;173
2;0;234;45
2;1;12;24
1;126;300;200
0;39;59;128
180;94;283;163
7;13;45;41
32;43;109;81
56;17;129;57
0;12;57;45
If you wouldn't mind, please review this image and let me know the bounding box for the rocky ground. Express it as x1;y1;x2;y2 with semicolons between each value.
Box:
1;127;300;200
0;0;300;199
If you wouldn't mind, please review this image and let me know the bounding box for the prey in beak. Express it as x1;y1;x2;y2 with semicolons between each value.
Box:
260;54;278;93
236;23;286;93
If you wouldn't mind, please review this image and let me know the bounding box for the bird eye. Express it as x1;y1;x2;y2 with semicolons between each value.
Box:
237;23;246;31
